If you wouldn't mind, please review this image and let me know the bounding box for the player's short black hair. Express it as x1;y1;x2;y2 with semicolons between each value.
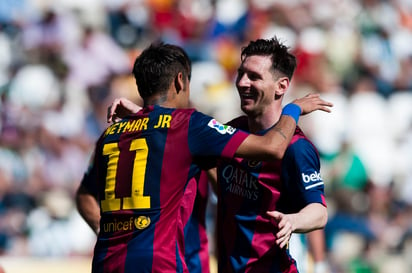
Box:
132;42;192;99
240;37;296;80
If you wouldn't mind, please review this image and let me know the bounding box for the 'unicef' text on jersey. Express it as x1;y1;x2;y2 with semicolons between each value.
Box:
301;171;324;190
207;119;236;135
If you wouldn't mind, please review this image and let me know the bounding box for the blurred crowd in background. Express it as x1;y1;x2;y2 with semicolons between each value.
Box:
0;0;412;272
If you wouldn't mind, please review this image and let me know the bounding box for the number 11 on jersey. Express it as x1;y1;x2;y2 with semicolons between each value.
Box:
101;139;151;212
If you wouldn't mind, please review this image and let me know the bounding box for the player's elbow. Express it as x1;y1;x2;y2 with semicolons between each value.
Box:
75;185;94;211
319;211;328;229
317;207;328;229
308;204;328;230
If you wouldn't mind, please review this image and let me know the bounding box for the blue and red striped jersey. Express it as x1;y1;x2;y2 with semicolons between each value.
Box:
216;116;326;273
183;171;210;273
81;105;248;273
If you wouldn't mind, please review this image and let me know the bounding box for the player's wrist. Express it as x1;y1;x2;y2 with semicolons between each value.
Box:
282;103;301;124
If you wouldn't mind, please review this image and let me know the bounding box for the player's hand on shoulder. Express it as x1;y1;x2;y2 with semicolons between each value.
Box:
107;97;142;123
292;93;333;115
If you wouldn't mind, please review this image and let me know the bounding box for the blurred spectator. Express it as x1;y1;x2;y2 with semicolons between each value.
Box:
104;1;151;48
63;25;130;90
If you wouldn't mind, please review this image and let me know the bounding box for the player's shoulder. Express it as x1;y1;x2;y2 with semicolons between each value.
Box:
288;126;319;154
291;126;311;145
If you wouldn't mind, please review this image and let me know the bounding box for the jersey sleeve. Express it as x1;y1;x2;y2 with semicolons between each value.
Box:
187;111;249;159
79;146;99;197
281;138;326;211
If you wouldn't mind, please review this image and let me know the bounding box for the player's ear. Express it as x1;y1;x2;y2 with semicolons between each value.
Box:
174;72;184;94
275;77;289;96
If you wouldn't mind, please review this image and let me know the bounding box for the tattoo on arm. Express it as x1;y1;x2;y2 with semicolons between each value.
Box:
274;127;287;139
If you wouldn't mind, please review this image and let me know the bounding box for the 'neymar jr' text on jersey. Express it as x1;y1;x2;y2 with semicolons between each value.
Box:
104;114;172;136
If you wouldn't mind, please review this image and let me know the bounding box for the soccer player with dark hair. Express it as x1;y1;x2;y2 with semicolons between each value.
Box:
76;42;332;273
209;37;328;273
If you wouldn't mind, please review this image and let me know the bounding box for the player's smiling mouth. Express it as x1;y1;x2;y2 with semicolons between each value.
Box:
240;93;255;100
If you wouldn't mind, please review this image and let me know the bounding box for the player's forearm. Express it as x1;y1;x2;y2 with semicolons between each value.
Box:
76;186;101;235
263;103;301;160
291;203;328;233
260;95;333;160
265;114;298;159
235;114;297;161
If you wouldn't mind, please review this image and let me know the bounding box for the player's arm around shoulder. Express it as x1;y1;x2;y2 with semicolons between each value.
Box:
235;94;332;161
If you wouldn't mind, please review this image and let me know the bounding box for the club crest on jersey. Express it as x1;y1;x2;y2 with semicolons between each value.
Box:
135;216;151;230
208;119;236;135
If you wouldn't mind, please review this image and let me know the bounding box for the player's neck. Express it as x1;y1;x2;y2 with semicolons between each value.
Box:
144;90;183;108
144;93;168;106
247;106;282;133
